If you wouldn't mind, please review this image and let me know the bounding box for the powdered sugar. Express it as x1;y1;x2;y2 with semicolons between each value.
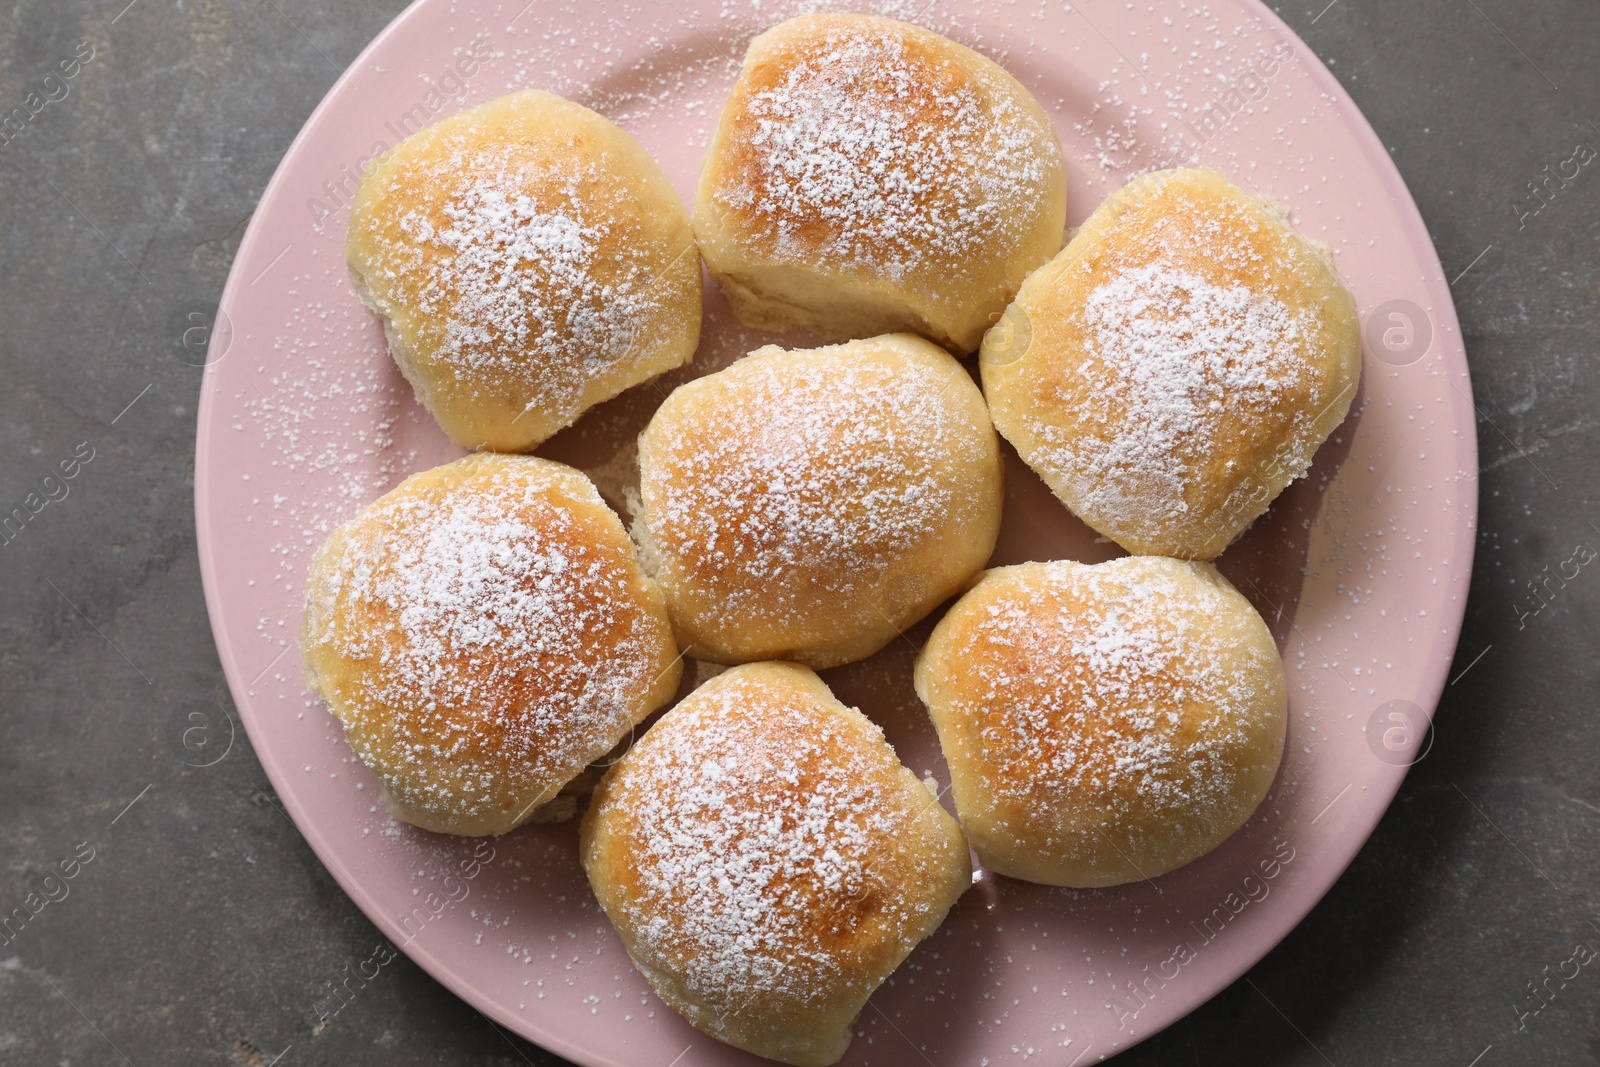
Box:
644;347;986;622
307;460;665;825
1036;262;1317;530
720;21;1053;279
600;671;948;1012
948;560;1280;844
391;159;657;415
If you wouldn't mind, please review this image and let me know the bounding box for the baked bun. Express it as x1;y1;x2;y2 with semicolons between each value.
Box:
693;13;1066;353
981;167;1360;558
638;333;1003;668
582;662;970;1066
347;90;701;452
301;453;681;836
914;556;1285;887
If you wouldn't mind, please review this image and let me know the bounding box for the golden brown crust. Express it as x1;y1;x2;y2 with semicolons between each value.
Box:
914;557;1286;887
981;167;1360;558
581;663;969;1066
301;453;681;836
347;90;701;452
638;333;1003;668
694;13;1065;352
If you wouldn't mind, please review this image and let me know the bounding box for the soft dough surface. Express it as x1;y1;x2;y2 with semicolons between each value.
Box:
915;556;1286;887
347;89;701;452
301;453;681;836
981;167;1361;559
582;662;970;1066
638;333;1004;668
694;13;1066;352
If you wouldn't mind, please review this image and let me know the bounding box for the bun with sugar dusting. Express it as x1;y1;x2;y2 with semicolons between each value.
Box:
581;662;970;1067
915;556;1286;887
301;453;681;836
981;167;1360;559
637;332;1003;669
693;13;1066;353
347;89;701;453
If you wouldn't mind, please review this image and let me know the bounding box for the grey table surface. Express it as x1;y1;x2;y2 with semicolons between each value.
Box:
1;1;1596;1064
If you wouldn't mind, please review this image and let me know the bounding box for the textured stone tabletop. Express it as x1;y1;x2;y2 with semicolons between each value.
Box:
1;1;1596;1064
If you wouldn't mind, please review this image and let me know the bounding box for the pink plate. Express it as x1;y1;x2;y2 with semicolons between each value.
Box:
195;1;1477;1063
